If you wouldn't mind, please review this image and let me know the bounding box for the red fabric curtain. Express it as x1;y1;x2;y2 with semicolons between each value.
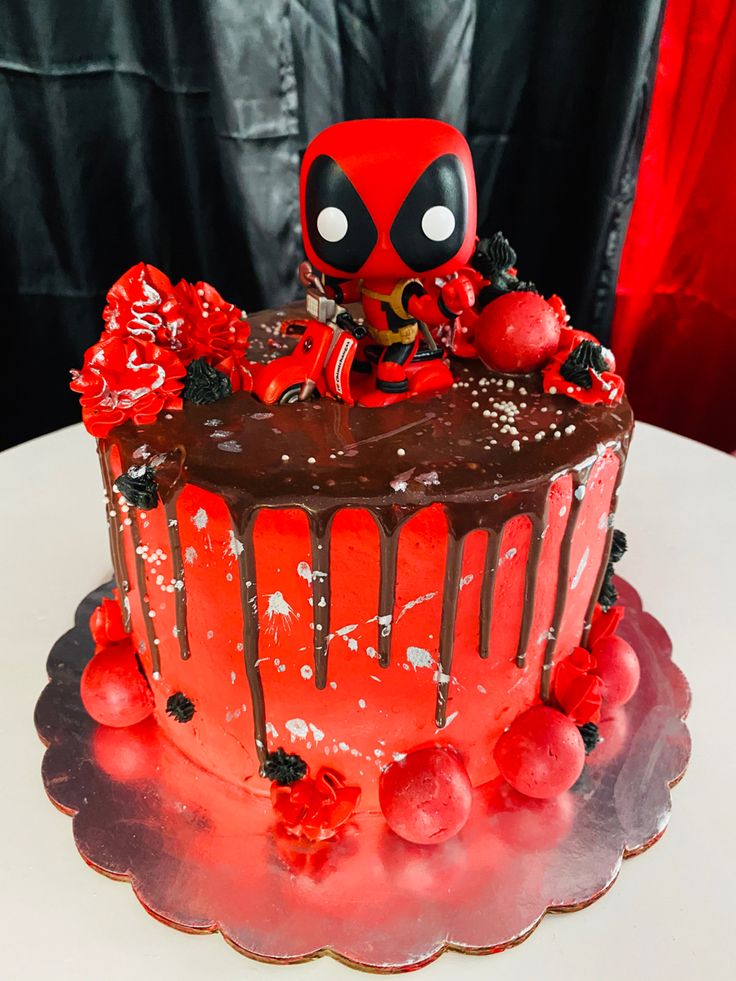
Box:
611;0;736;452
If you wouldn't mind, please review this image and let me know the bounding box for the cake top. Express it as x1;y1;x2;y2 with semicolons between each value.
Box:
108;302;632;526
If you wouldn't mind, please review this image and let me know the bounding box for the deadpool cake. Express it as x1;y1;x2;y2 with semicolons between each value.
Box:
66;122;646;870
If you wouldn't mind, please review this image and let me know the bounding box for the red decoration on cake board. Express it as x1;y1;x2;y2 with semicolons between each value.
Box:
494;706;586;799
592;634;641;706
80;643;154;728
553;646;604;725
35;577;691;971
271;766;361;842
378;746;473;845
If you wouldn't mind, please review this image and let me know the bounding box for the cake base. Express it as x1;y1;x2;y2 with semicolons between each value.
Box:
34;577;690;973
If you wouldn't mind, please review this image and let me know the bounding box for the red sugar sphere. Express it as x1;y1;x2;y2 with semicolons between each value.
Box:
379;746;473;845
494;706;585;799
592;635;640;706
81;643;155;728
474;291;561;373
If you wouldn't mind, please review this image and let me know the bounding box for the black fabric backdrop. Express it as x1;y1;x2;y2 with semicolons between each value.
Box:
0;0;663;449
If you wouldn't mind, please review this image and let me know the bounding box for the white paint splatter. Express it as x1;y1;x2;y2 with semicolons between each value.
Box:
300;664;313;680
396;591;437;622
184;546;198;564
503;547;517;562
217;440;242;453
192;508;208;530
415;470;440;486
459;574;474;589
406;646;433;670
227;529;244;557
285;718;308;740
309;723;325;743
297;561;312;584
264;590;297;642
571;547;590;589
390;468;415;493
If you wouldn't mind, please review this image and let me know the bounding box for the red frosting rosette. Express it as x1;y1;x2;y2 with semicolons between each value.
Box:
173;279;253;391
552;646;603;725
271;766;361;842
587;604;626;649
103;263;187;349
543;328;625;406
89;594;128;648
70;332;186;437
72;263;253;435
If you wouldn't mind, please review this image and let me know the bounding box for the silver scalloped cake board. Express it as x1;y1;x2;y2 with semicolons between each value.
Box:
34;576;691;973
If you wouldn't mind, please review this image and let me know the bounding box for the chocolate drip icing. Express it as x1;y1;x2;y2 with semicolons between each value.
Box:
231;511;268;763
97;442;131;630
435;533;466;728
515;513;546;668
308;510;337;689
479;531;500;659
164;496;190;660
539;486;584;701
373;508;407;668
129;512;160;676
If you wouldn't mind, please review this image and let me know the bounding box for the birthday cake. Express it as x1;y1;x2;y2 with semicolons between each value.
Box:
70;119;639;845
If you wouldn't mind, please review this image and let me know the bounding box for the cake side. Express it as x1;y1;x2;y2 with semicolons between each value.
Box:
95;304;632;809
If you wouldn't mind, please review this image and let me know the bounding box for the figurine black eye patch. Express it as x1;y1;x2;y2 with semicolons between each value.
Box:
390;154;468;273
304;155;377;273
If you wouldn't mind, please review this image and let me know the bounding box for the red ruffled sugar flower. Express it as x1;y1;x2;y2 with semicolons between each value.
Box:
588;604;626;649
271;766;361;842
173;279;253;391
103;263;187;350
89;594;128;648
543;328;625;406
553;646;603;725
71;332;186;437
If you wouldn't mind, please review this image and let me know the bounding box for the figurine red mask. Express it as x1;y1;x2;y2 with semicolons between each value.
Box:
300;118;477;401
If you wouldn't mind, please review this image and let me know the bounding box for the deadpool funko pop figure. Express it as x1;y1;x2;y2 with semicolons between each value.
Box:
299;118;478;404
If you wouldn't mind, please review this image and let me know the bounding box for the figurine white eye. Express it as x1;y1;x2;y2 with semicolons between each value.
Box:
317;207;348;243
421;205;455;242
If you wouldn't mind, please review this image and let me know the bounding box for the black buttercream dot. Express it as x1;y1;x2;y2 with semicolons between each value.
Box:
610;528;628;564
114;465;158;510
261;747;308;785
578;722;601;755
166;691;196;723
182;358;232;405
559;340;609;390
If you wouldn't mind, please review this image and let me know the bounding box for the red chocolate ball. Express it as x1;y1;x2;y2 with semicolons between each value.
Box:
592;635;640;706
81;643;155;728
474;292;561;373
494;706;585;799
379;746;473;845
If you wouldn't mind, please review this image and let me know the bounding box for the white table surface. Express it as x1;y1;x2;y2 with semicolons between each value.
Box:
1;421;734;980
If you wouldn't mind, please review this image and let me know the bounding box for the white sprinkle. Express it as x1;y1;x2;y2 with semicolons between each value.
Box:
397;448;406;456
307;456;316;464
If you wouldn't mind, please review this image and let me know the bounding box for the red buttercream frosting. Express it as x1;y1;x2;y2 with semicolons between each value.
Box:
587;604;626;648
552;646;603;725
271;767;361;842
89;593;128;648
